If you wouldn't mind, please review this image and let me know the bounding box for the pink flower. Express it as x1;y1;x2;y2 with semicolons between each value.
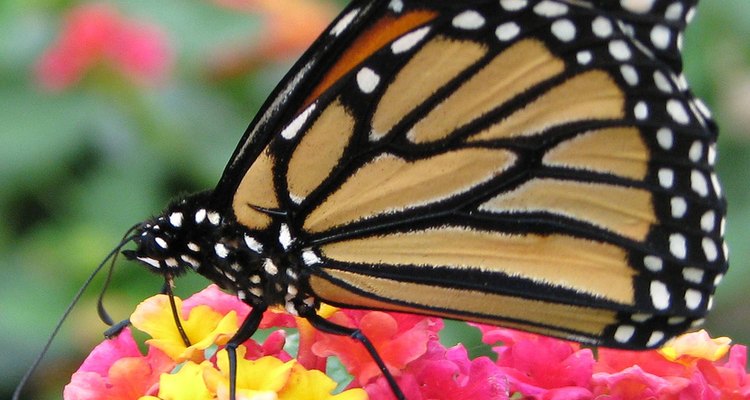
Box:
475;325;595;398
312;309;442;384
63;327;173;399
35;3;171;91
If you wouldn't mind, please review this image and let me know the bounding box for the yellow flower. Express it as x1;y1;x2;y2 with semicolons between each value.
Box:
659;329;732;363
130;294;239;362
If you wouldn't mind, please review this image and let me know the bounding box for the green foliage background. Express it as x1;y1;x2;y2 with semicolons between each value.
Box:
1;1;748;398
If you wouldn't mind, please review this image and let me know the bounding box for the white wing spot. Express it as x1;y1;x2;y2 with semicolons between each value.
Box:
391;26;431;54
658;168;674;188
165;258;178;268
714;273;724;286
667;99;691;125
668;316;686;325
656;128;673;150
533;1;568;17
614;325;635;343
665;2;684;20
500;0;528;11
702;237;718;262
609;40;632;61
707;144;717;166
631;313;651;322
682;267;704;284
644;255;663;272
621;0;655;13
691;170;709;197
331;8;359;36
685;289;703;310
551;19;576;41
670;196;687;218
388;0;403;12
650;24;671;50
669;233;687;259
647;331;665;347
634;101;648;120
576;50;592;65
689;141;703;162
357;67;380;94
496;22;521;41
700;210;716;232
620;64;639;86
188;242;200;252
650;280;671;310
452;10;485;30
281;103;316;140
592;17;613;38
653;71;672;93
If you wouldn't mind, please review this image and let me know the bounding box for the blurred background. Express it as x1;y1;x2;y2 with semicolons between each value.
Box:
1;0;748;398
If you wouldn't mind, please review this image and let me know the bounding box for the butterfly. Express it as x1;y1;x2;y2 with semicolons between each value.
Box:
121;0;727;398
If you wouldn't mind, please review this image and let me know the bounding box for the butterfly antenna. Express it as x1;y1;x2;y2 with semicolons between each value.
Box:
12;229;138;400
97;223;141;329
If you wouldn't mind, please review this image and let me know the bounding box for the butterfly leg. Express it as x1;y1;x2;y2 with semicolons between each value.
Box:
299;306;406;400
225;302;268;400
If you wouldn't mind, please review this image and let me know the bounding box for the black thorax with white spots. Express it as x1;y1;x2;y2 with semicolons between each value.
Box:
124;191;313;314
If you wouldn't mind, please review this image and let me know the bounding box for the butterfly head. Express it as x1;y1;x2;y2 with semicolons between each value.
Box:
123;192;221;277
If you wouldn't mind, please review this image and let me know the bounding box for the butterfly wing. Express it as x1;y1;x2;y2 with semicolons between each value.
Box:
216;0;726;349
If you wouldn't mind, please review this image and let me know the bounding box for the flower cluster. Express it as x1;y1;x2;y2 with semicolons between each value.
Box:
65;285;749;400
35;3;171;91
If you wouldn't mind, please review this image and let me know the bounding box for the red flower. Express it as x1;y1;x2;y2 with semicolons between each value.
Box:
35;3;171;91
312;309;442;384
63;327;173;399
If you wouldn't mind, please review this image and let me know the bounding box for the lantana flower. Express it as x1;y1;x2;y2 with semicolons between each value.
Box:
66;285;750;399
35;3;172;91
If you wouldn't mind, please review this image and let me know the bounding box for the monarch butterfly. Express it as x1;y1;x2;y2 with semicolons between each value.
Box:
87;0;731;398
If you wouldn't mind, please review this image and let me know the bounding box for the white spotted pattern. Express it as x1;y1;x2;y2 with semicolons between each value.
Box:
700;211;716;232
302;249;322;265
702;237;718;262
207;211;220;225
169;212;183;227
634;101;648;120
215;243;229;258
576;50;592;65
551;19;576;41
244;234;264;254
644;255;663;272
614;325;635;343
650;280;671;310
195;209;207;223
653;71;672;93
669;233;687;259
533;1;568;17
391;26;431;54
685;289;702;310
665;2;684;20
682;267;704;284
155;237;168;249
667;99;690;124
331;8;359;36
656;128;673;149
647;331;665;347
452;10;485;30
263;258;279;275
691;170;709;197
621;64;639;86
621;0;655;13
279;223;293;250
500;0;527;11
281;103;316;140
670;196;686;218
592;17;613;38
658;168;674;188
357;67;380;94
496;22;521;41
609;40;632;61
388;0;403;12
650;24;671;50
689;141;703;162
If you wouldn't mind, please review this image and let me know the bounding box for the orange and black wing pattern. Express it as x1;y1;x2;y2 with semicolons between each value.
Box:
214;0;726;349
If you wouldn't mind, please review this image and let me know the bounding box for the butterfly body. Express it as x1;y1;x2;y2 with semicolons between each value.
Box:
124;0;725;397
